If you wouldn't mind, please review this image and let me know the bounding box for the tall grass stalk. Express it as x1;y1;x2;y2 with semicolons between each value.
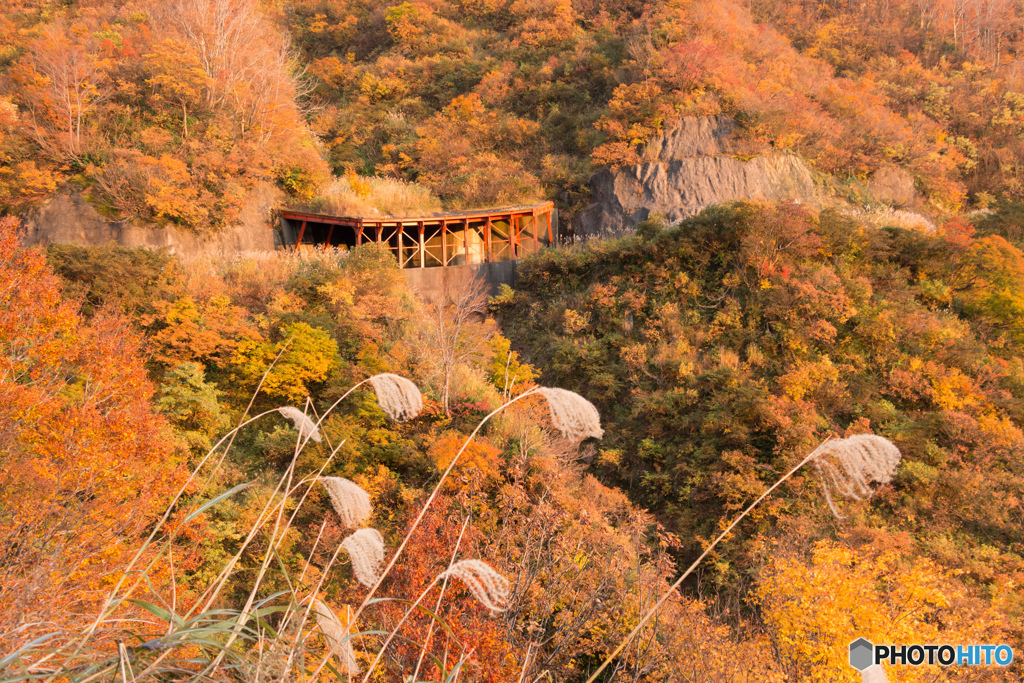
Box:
192;434;341;616
214;374;421;675
32;370;410;680
204;410;347;670
361;517;471;680
312;600;359;674
198;370;418;622
24;376;606;681
42;340;294;674
286;538;352;658
308;387;543;680
410;517;470;683
583;435;900;683
310;384;598;679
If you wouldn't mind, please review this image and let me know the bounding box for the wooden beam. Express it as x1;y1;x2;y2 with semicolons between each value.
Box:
279;211;361;228
546;210;553;245
278;201;556;231
356;224;363;246
463;219;470;265
296;220;307;249
326;224;334;247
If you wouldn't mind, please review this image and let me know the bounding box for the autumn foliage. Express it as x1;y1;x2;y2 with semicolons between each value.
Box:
5;0;1024;677
4;0;1024;217
1;0;327;228
0;217;182;647
499;201;1024;677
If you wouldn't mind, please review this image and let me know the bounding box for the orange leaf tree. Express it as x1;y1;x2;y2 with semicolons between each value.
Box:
0;218;183;647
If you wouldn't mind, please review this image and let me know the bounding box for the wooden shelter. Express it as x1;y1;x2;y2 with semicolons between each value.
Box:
277;201;556;267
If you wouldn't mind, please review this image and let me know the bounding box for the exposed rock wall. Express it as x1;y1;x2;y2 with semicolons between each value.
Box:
576;116;818;235
20;182;282;256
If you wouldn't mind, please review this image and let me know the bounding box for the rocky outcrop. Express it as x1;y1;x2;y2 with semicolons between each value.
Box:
639;115;740;160
20;182;283;256
576;116;818;235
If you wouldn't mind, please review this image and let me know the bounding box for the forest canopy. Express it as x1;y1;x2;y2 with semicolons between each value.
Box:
3;0;1024;221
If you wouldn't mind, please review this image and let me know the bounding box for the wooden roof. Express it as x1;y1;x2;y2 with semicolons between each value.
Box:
279;200;554;228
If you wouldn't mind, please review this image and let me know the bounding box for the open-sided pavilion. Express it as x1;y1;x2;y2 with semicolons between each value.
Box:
277;201;556;268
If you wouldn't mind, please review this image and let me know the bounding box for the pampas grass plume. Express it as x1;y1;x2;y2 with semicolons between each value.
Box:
538;387;604;441
368;373;423;422
341;528;385;588
312;599;360;674
811;434;901;518
277;406;322;443
320;477;373;528
440;559;510;613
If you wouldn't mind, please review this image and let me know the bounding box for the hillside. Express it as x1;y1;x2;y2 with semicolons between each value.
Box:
4;199;1023;679
5;0;1024;680
3;0;1024;227
497;201;1024;672
1;218;790;680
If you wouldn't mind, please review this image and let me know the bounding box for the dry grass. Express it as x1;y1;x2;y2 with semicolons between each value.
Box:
340;528;385;589
846;206;937;233
368;373;424;422
439;559;510;613
300;175;442;218
538;387;605;441
312;600;360;674
811;434;902;518
582;434;903;683
320;477;373;527
277;406;322;443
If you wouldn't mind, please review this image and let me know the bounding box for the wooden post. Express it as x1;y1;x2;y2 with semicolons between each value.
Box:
356;224;363;246
463;219;470;264
533;214;541;253
396;224;404;268
418;221;425;268
546;210;553;245
326;224;334;247
375;224;383;242
441;220;448;265
296;220;307;249
511;215;518;258
485;216;493;263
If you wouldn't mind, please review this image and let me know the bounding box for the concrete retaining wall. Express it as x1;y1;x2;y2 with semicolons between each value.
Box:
403;260;517;296
21;183;282;256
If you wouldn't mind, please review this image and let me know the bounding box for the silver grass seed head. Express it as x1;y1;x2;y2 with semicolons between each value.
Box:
320;477;373;528
368;373;423;422
341;528;385;588
440;559;510;613
277;406;322;443
538;387;604;441
810;434;901;518
312;599;360;674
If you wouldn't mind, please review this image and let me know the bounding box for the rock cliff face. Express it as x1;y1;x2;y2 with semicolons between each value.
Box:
20;182;283;256
576;116;818;235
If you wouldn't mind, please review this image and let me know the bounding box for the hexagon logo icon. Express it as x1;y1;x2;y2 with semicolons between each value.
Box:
849;638;874;671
